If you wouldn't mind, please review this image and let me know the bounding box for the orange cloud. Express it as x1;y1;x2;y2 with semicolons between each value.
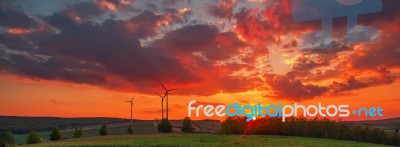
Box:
7;28;32;35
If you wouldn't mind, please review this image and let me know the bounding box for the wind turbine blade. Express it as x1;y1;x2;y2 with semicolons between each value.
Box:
159;82;167;90
156;92;163;97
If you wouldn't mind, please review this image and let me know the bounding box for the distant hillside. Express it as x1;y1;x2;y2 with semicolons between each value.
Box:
0;116;128;134
1;116;399;134
346;117;400;130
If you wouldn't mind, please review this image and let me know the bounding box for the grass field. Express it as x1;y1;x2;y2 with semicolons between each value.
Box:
8;118;399;146
12;120;221;145
19;134;394;147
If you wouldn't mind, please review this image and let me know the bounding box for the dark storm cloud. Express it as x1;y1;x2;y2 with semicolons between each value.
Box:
68;1;103;18
265;74;328;100
330;74;395;94
0;4;37;28
151;24;264;96
0;8;200;92
207;0;237;19
331;76;368;93
162;0;189;6
0;0;271;97
291;56;330;72
123;10;165;38
160;24;219;52
0;33;35;50
41;12;201;84
348;28;400;70
158;24;248;61
0;52;107;85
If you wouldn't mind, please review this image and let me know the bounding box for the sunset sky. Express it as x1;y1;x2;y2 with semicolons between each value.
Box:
0;0;399;121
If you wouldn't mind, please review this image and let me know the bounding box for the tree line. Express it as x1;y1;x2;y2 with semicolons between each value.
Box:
220;116;400;146
0;116;126;134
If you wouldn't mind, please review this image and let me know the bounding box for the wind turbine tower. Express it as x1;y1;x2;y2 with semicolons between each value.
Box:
125;97;134;122
156;93;165;119
160;82;177;120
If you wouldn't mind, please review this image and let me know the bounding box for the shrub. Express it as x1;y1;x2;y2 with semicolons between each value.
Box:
127;126;134;134
99;124;108;136
0;131;15;146
220;116;246;134
157;119;172;133
73;128;83;138
371;128;386;144
181;117;194;133
49;127;62;141
0;139;9;147
26;131;41;144
387;132;400;146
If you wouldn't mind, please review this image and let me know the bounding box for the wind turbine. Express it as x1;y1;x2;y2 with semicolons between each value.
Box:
125;97;134;123
156;93;165;119
160;82;177;120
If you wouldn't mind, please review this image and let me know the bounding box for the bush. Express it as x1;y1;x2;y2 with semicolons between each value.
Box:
127;126;134;134
99;124;108;136
0;139;9;147
73;128;83;138
26;131;41;144
220;116;246;134
0;131;15;146
49;127;62;141
157;119;172;133
387;132;400;146
181;117;194;133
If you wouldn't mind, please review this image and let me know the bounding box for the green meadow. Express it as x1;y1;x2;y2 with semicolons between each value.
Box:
12;121;160;145
4;117;398;146
19;134;393;147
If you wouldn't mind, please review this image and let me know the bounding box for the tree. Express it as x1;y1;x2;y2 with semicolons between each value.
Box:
26;131;41;144
157;118;172;133
220;116;247;134
0;139;9;147
73;128;83;138
387;132;400;146
127;126;134;134
0;131;15;146
99;124;108;136
49;127;62;141
181;117;194;133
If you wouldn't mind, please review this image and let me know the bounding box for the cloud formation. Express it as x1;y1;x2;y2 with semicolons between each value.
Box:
0;0;399;100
